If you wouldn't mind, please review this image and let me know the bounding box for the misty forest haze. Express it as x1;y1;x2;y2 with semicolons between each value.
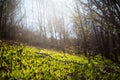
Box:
0;0;120;79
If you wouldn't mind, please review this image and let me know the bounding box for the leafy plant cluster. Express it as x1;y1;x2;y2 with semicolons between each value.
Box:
0;43;120;80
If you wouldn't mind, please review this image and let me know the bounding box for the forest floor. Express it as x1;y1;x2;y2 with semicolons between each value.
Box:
0;42;120;80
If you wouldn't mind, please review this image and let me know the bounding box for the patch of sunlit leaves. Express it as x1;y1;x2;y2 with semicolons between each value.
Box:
0;43;120;80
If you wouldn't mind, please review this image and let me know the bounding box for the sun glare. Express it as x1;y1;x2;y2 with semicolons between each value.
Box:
22;0;73;30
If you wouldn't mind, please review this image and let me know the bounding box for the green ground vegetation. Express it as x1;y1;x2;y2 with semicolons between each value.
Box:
0;43;120;80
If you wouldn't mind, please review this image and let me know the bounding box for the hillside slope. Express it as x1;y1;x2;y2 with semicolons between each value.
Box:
0;43;120;80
